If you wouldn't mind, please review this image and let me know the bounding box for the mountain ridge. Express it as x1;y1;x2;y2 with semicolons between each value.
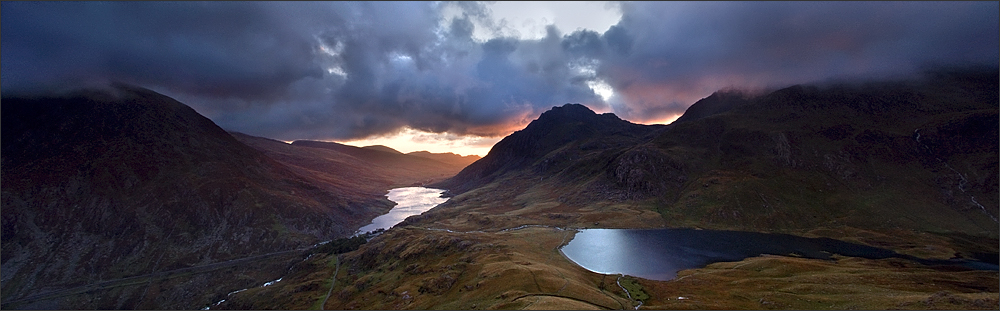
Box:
429;67;998;238
290;139;474;186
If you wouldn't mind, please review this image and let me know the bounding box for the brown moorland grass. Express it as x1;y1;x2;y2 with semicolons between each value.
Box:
640;255;998;310
225;222;998;310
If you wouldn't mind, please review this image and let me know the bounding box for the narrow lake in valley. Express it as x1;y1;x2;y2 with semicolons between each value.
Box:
560;228;999;281
355;187;449;235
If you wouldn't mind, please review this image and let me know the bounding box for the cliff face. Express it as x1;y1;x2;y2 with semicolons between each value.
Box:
0;85;384;307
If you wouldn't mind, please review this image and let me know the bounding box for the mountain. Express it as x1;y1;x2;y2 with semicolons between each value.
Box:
406;151;481;169
672;89;754;124
433;67;998;241
361;144;404;154
231;134;478;191
228;132;395;199
1;85;402;309
433;103;659;194
288;140;473;186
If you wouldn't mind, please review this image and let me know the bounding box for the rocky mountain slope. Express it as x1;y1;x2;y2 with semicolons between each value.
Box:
0;84;473;309
434;67;998;240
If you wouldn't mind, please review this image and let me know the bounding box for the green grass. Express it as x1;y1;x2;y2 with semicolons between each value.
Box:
309;256;340;310
270;215;290;235
618;276;649;302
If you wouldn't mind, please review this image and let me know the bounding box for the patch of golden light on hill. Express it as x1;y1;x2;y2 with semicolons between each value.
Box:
339;127;501;157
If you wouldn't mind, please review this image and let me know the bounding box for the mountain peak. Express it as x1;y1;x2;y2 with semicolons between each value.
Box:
674;90;756;123
546;103;595;115
434;103;653;193
523;103;629;136
535;103;609;124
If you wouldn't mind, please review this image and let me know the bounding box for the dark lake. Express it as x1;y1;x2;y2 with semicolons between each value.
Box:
560;228;999;281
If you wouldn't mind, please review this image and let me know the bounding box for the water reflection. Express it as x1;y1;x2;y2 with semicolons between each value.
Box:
561;229;727;281
356;187;448;235
560;228;998;281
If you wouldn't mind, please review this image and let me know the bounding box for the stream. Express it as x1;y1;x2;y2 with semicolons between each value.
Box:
205;187;448;310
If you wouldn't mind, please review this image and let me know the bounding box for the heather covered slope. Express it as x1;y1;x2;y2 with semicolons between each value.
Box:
287;139;479;187
0;85;388;308
230;132;396;199
231;133;480;193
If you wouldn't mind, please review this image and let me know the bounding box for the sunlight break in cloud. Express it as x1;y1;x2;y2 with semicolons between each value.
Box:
340;127;502;157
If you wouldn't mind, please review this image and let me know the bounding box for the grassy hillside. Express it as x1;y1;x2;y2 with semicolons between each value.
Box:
226;226;997;310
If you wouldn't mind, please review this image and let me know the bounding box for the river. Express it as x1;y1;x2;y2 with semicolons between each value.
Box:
355;187;449;235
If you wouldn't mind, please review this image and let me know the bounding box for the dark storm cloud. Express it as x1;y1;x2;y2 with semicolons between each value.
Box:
583;1;999;121
1;2;327;102
2;2;997;140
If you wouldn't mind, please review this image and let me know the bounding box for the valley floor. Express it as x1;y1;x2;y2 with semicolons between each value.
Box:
221;222;997;310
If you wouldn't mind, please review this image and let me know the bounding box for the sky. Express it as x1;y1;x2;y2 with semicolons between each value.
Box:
3;1;997;156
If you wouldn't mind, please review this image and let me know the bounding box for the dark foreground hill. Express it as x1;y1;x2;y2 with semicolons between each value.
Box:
0;84;472;309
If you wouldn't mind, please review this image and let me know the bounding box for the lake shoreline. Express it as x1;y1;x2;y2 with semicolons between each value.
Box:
560;228;999;282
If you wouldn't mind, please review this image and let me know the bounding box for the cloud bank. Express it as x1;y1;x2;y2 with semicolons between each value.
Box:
3;1;997;141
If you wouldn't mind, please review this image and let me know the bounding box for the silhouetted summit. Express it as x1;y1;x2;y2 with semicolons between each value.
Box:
435;103;656;193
